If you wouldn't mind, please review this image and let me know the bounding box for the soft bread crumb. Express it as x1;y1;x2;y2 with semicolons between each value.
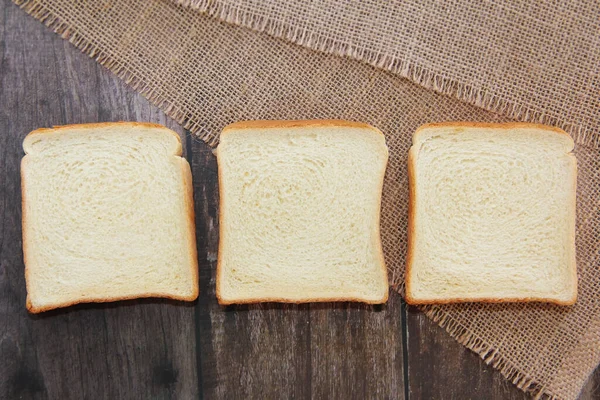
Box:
215;120;389;304
406;123;577;305
22;122;199;313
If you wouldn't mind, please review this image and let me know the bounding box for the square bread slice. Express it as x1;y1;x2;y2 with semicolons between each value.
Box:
406;122;577;305
215;120;389;304
22;122;198;313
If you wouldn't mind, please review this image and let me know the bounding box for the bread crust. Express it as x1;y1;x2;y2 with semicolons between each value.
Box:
21;156;34;311
22;122;198;313
24;122;183;155
215;142;227;304
414;121;573;139
222;119;385;134
404;144;419;305
26;121;176;135
405;121;577;306
374;135;390;304
217;296;388;306
216;119;389;305
180;157;200;301
26;292;196;314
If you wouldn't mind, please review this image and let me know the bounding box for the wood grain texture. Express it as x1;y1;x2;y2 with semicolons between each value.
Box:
190;138;406;399
406;305;600;400
0;0;599;399
406;305;530;400
0;2;197;399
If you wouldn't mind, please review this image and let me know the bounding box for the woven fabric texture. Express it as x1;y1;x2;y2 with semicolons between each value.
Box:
13;0;600;398
175;0;600;148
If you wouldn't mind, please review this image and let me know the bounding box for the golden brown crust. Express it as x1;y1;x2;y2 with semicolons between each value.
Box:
27;121;173;135
24;122;182;155
21;156;34;312
404;145;418;305
26;292;198;314
222;119;384;135
415;121;572;138
216;119;389;305
218;295;388;306
566;154;578;305
374;140;390;303
405;121;578;306
22;122;198;313
180;158;200;301
405;296;577;306
215;142;225;304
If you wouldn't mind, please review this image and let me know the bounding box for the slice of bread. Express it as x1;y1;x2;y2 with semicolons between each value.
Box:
406;122;577;305
21;122;198;313
215;120;389;304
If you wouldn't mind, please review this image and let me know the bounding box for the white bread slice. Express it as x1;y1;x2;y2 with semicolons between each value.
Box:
22;122;198;313
406;122;577;305
215;120;389;304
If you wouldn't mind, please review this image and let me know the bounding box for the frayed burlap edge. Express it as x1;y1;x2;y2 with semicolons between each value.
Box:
12;2;598;400
12;0;221;146
173;0;600;150
424;306;561;400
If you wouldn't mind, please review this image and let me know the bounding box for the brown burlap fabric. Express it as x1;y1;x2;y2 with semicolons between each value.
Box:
13;0;600;399
174;0;600;149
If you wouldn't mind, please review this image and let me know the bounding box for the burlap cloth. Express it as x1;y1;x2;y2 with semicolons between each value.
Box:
13;0;600;398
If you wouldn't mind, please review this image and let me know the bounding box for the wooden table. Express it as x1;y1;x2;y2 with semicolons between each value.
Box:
1;2;598;399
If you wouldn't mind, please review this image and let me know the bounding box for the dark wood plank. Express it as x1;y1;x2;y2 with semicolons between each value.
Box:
0;2;198;399
406;305;529;400
190;139;312;399
309;294;405;399
190;138;406;399
406;304;600;400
